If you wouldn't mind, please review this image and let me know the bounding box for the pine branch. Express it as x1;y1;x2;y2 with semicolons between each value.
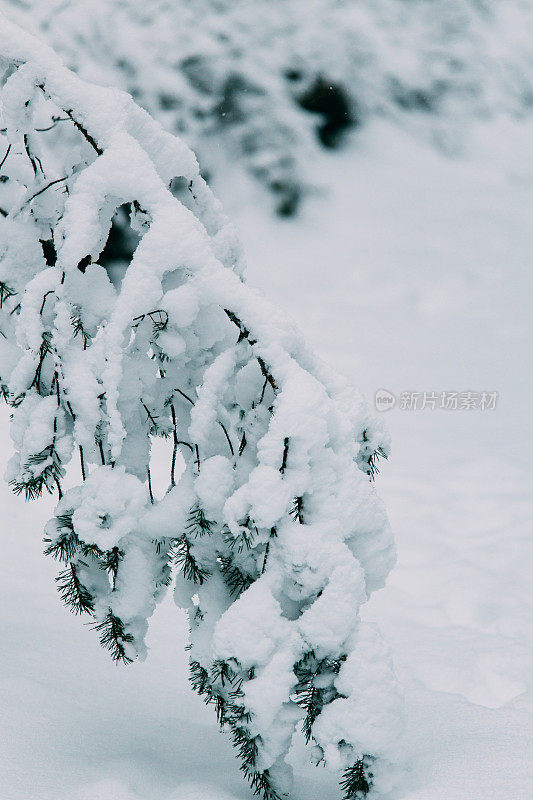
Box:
44;527;102;562
0;281;16;308
293;651;346;743
40;290;55;315
55;563;94;614
71;309;90;348
10;444;64;500
367;446;387;480
340;757;374;799
172;535;211;584
102;546;123;588
29;330;53;394
189;653;281;800
44;514;76;561
219;420;235;457
261;527;277;573
189;659;213;698
211;658;237;687
225;516;257;553
93;611;134;664
147;465;154;504
185;504;213;537
132;309;168;334
247;768;281;800
360;428;388;480
219;556;254;597
289;496;304;523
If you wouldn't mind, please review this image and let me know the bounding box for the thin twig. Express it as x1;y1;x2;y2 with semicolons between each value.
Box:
170;403;178;487
219;421;234;457
65;109;102;155
23;134;38;175
259;376;269;404
27;176;68;204
147;466;154;504
177;440;194;452
174;386;234;458
79;445;86;481
35;117;69;132
0;143;11;171
261;542;270;574
280;437;289;474
141;401;159;431
174;387;195;405
36;85;102;156
40;290;54;315
261;527;277;574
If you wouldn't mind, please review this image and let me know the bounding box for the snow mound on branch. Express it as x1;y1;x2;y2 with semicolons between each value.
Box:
68;465;148;551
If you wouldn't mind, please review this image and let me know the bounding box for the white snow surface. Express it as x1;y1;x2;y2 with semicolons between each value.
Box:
1;64;532;800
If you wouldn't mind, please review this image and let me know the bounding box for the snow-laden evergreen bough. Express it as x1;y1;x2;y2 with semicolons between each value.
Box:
0;17;403;800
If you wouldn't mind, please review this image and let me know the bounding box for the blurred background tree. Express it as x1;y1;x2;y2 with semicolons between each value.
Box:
4;0;533;216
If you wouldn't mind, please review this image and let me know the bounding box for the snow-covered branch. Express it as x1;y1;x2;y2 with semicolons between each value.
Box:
0;15;402;800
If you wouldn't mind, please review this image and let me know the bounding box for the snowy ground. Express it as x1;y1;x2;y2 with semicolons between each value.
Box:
1;118;532;799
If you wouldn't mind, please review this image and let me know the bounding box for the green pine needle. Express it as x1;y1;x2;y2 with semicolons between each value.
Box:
185;504;213;537
171;535;211;584
55;563;94;615
93;611;134;664
10;445;63;500
219;555;254;597
340;757;374;799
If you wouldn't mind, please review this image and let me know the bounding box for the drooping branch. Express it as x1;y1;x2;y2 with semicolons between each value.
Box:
0;18;401;800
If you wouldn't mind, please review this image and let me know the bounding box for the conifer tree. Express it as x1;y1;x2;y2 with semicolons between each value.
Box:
0;16;403;799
